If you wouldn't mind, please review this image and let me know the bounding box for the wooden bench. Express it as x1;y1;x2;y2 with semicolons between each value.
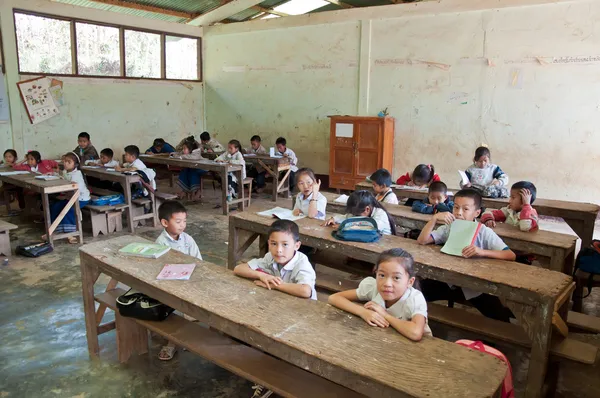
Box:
153;191;178;209
95;288;365;398
131;197;158;228
83;203;128;237
322;191;578;274
0;220;17;257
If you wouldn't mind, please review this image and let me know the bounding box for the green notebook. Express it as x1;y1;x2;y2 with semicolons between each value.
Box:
440;220;482;257
119;243;171;259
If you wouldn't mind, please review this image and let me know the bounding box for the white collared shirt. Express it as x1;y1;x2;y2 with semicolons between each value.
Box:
377;189;399;205
63;169;91;202
294;192;327;220
155;229;202;260
215;151;246;181
278;148;298;172
357;277;432;337
248;251;316;299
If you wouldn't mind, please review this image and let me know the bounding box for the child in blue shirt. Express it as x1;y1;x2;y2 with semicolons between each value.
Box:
411;181;454;214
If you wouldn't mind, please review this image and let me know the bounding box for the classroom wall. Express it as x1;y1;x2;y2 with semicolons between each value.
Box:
0;0;204;160
204;0;600;203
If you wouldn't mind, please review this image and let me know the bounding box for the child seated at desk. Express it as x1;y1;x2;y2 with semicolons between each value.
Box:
2;149;17;166
276;136;298;193
481;181;538;232
293;168;326;220
175;135;200;152
411;181;454;214
1;150;20;210
396;164;440;187
215;140;246;200
116;145;156;196
44;152;90;243
416;189;516;322
146;138;175;155
200;131;224;153
370;168;399;204
73;132;99;164
461;146;509;198
325;190;396;236
85;148;119;168
245;135;267;193
13;151;58;174
171;140;207;201
155;200;203;361
329;248;431;341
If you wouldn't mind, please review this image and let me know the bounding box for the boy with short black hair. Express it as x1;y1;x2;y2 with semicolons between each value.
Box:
246;135;267;192
86;148;119;168
417;188;516;322
412;181;454;214
74;132;99;163
199;131;224;153
370;168;398;204
275;137;298;192
146;138;175;155
116;145;156;192
481;181;538;232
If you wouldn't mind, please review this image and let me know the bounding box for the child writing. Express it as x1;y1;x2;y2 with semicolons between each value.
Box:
329;248;431;341
461;146;509;198
215;140;246;200
275;137;299;193
85;148;119;168
396;164;440;187
175;135;200;152
172;140;208;201
411;181;454;214
245;135;267;193
74;132;99;163
116;145;157;193
370;168;399;204
200;131;225;153
417;189;515;322
2;149;17;166
145;138;175;155
13;151;58;174
481;181;538;232
45;152;90;243
154;200;203;361
293;168;326;220
325;190;396;236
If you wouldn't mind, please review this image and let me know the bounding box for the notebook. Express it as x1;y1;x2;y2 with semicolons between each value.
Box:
156;263;196;280
440;220;482;256
257;207;305;221
119;243;170;259
0;171;30;176
334;194;349;204
458;170;470;186
35;175;60;181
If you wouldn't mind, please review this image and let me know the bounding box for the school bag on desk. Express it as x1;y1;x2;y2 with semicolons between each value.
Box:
331;217;381;243
573;239;600;298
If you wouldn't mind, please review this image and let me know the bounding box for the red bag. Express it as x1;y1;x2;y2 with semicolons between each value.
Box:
456;339;514;398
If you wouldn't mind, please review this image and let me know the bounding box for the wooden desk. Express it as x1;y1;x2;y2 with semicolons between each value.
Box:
244;154;291;201
140;155;244;216
229;207;575;397
0;172;82;247
356;181;599;248
80;235;506;398
321;192;578;275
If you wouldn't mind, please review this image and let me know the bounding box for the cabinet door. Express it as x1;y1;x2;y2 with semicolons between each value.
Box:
354;121;381;178
330;122;355;189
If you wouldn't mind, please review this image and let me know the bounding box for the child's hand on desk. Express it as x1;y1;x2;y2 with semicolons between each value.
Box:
484;220;496;228
323;217;337;227
406;181;415;186
364;301;388;318
115;165;123;172
257;274;282;290
462;245;482;258
434;211;454;225
292;208;302;216
520;188;532;205
360;308;389;328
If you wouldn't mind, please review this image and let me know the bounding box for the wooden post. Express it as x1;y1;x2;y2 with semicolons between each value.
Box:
115;312;148;363
123;180;135;232
525;300;554;397
80;259;101;357
41;192;53;246
228;217;238;270
221;169;229;216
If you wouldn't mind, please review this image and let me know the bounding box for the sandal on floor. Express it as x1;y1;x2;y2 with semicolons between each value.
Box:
67;236;78;244
158;345;176;361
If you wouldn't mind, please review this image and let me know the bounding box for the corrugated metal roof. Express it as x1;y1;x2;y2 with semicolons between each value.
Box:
55;0;187;22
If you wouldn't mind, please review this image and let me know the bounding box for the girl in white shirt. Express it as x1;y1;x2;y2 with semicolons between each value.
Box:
292;168;327;220
328;248;431;341
325;190;396;235
215;140;246;199
46;152;90;243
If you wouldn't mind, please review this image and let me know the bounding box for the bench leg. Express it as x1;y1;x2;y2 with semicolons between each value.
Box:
525;301;553;398
573;278;584;313
115;312;148;363
90;212;108;237
80;262;101;358
0;230;11;257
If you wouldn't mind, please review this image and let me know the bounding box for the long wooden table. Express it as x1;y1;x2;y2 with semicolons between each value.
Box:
140;154;244;215
321;191;578;275
0;172;82;246
79;235;507;398
228;207;577;398
244;154;291;201
357;181;599;247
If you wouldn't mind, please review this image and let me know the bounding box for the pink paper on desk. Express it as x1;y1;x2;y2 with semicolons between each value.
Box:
156;263;196;280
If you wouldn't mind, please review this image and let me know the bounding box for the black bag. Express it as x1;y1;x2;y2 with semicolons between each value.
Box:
16;241;53;257
116;288;174;321
573;240;600;298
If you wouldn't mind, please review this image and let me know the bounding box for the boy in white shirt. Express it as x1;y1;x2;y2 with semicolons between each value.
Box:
155;200;202;361
275;136;298;193
116;145;156;192
85;148;119;168
370;168;399;205
200;131;225;153
246;135;267;193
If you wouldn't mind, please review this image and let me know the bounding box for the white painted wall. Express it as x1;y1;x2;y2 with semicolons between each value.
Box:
204;0;600;203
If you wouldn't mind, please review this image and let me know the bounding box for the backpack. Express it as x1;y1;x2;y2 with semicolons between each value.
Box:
332;217;381;243
116;288;174;322
16;241;53;257
456;340;514;398
573;240;600;298
91;194;124;206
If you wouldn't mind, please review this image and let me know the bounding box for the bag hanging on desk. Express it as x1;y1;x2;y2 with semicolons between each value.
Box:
16;241;53;257
332;217;381;243
573;239;600;298
116;288;174;321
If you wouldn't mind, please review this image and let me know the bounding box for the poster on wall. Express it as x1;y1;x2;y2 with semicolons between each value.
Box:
16;76;60;125
49;78;64;106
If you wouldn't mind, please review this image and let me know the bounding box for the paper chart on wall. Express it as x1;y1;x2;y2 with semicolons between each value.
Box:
16;77;60;125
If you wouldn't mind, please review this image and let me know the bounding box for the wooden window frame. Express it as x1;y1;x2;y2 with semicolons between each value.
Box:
13;9;202;82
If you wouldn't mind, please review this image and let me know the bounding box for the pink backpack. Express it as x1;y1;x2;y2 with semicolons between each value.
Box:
456;340;514;398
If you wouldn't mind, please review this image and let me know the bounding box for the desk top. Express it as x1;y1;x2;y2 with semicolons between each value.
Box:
80;166;140;181
139;154;242;172
0;172;77;194
243;154;291;164
80;235;506;398
232;207;573;305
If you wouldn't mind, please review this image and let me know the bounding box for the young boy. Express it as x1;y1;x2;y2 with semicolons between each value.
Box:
275;137;298;192
246;135;267;192
146;138;175;155
417;189;516;322
85;148;119;168
116;145;156;191
370;168;399;204
481;181;538;232
200;131;224;153
411;181;454;214
155;200;202;361
74;132;99;163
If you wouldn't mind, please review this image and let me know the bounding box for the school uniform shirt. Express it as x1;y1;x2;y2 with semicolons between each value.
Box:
248;251;317;300
62;169;91;202
396;172;440;186
245;145;267;155
125;158;156;190
215;151;246;181
202;138;225;153
411;197;454;214
146;143;175;154
333;207;392;235
85;159;119;168
277;148;298;172
376;189;399;205
357;277;432;337
155;229;203;260
481;205;539;232
294;192;327;220
430;222;509;300
175;138;201;152
73;144;99;164
461;163;509;190
13;159;58;174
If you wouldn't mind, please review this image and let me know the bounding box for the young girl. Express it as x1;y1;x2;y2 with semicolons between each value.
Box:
328;248;431;341
325;190;396;235
215;140;246;199
396;164;440;187
171;140;207;201
461;146;509;198
45;152;90;243
2;149;17;166
13;151;58;174
292;168;327;220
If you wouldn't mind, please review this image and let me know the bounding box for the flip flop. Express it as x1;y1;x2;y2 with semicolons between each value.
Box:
158;345;176;361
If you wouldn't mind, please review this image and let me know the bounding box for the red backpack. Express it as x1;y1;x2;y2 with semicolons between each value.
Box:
456;340;514;398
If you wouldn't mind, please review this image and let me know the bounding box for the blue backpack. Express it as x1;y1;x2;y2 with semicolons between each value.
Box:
573;240;600;298
332;217;381;243
91;194;125;206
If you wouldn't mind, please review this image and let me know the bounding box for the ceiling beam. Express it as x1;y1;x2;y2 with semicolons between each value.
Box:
251;6;290;17
88;0;197;19
187;0;263;26
324;0;354;9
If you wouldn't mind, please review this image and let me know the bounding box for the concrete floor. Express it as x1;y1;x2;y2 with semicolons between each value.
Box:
1;185;600;397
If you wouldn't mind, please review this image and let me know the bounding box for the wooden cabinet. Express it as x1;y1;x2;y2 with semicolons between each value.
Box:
328;115;395;190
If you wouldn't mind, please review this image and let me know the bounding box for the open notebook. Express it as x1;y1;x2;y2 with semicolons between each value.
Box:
440;220;482;256
257;207;305;221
